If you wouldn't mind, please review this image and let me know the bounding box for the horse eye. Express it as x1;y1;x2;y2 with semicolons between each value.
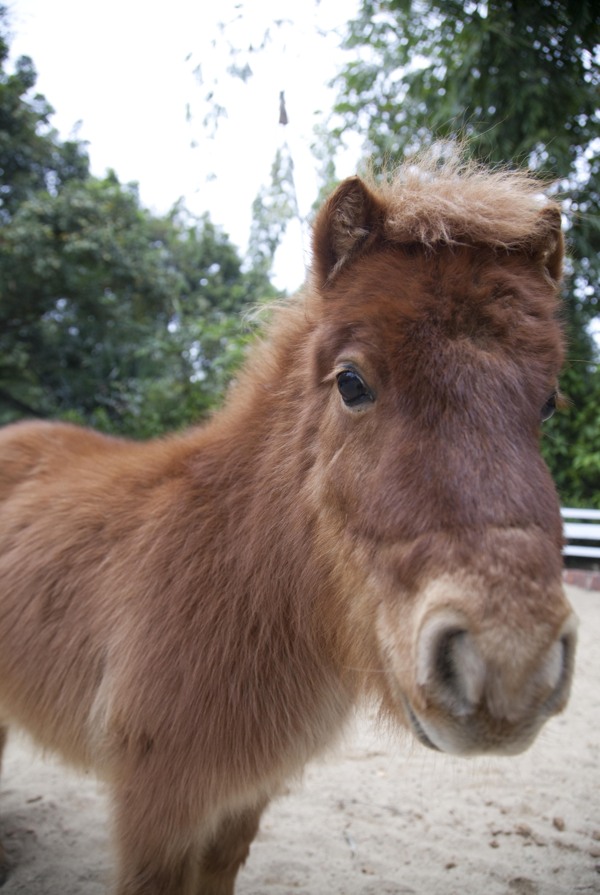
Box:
336;369;374;408
541;393;557;422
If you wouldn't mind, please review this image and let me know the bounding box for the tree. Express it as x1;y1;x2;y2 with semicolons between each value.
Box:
0;172;276;436
0;175;268;434
0;12;88;219
0;9;276;437
327;0;600;506
247;144;299;277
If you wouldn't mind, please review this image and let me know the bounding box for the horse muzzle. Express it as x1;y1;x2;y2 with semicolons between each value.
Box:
403;608;577;756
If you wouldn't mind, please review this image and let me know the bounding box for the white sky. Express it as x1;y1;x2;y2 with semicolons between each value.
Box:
6;0;361;290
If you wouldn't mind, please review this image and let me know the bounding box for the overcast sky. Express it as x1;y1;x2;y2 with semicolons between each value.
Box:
7;0;360;289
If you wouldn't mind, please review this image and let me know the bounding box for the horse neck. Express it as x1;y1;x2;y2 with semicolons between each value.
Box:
188;302;323;612
161;302;364;709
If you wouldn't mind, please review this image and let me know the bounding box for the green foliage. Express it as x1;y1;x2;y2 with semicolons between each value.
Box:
328;0;600;506
542;361;600;509
0;172;270;435
0;10;276;438
248;145;299;277
336;1;599;169
0;18;88;218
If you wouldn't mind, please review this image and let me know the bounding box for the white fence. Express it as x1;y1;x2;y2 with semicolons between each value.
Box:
561;507;600;560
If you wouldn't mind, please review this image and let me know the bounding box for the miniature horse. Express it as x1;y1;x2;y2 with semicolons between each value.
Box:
0;150;577;894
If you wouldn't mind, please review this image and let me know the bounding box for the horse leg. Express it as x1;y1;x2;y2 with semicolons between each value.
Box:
111;778;197;895
112;772;267;895
0;725;9;885
193;800;268;895
113;832;196;895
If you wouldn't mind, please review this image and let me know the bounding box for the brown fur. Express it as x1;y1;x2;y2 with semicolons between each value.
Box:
0;148;576;893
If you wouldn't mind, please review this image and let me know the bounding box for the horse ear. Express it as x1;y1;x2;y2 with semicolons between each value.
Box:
312;177;384;287
529;206;564;283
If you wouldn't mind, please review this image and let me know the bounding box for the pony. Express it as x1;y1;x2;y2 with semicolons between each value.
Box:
0;148;577;894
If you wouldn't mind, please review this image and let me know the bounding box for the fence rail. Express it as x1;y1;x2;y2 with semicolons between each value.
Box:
561;507;600;559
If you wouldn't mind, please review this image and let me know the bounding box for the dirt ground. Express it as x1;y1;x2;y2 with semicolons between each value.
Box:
0;583;598;895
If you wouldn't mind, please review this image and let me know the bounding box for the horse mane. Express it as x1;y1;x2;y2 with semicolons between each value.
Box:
364;144;560;252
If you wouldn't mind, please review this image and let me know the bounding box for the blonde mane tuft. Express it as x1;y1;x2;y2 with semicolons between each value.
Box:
366;143;558;250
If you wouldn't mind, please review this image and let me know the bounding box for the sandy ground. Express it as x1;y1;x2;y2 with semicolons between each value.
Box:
0;583;598;895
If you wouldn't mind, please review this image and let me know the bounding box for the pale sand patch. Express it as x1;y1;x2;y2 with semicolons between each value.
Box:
0;584;598;894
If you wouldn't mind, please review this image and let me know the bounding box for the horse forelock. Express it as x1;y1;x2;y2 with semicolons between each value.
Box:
365;144;560;252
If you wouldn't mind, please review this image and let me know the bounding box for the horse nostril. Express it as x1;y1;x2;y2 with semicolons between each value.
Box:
542;626;577;714
417;616;486;717
435;630;462;689
539;638;563;694
560;623;577;680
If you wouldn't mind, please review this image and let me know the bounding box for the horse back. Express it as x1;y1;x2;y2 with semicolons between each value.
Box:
0;419;120;501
